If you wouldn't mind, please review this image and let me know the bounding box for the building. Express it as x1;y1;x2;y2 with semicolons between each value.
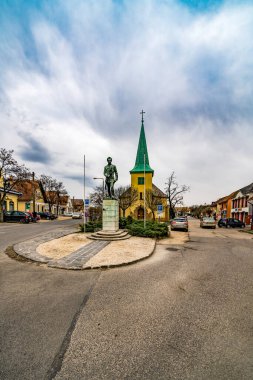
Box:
0;175;22;215
121;116;168;221
231;183;253;224
72;198;84;212
216;190;238;219
0;188;22;212
15;180;48;213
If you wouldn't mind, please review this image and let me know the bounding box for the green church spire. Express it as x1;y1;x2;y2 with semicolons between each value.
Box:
130;111;154;175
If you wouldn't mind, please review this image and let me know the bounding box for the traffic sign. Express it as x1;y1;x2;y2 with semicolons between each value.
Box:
85;199;90;207
157;205;163;213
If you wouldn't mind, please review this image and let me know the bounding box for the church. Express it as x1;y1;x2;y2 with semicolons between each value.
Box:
120;113;168;222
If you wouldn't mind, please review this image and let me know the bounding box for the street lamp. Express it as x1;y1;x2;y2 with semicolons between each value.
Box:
93;177;105;200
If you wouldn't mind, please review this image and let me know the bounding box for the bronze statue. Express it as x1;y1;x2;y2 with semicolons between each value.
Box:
104;157;118;199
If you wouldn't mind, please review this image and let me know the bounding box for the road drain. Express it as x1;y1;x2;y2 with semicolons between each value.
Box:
166;247;180;251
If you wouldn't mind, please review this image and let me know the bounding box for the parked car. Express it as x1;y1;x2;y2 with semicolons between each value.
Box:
72;212;82;219
170;217;188;232
37;212;58;220
25;212;40;222
4;211;30;223
218;218;245;228
63;212;73;217
200;217;216;229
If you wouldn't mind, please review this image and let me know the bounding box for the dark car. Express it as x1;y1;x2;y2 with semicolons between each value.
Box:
25;212;40;222
37;212;57;220
218;218;245;228
4;211;30;223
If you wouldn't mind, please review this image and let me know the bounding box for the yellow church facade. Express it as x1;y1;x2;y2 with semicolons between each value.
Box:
120;116;168;222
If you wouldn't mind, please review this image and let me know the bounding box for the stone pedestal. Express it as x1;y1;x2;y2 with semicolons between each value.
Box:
102;199;119;231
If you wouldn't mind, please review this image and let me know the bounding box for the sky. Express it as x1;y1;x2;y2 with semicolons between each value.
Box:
0;0;253;205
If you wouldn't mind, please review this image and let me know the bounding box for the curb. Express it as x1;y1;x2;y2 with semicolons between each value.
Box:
7;234;158;271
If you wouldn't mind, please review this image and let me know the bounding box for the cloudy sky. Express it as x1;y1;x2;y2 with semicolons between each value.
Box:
0;0;252;205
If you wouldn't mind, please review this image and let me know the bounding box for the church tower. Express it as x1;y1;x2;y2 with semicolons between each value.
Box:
121;111;168;221
130;111;154;194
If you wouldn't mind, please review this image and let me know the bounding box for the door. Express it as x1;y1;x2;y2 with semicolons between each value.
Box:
137;207;144;220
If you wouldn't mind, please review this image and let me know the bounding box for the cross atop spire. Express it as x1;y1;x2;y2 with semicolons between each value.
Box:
130;112;154;175
140;109;145;124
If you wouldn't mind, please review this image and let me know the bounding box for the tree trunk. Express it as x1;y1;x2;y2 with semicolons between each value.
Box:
152;211;155;221
169;207;175;220
123;209;126;217
0;202;4;223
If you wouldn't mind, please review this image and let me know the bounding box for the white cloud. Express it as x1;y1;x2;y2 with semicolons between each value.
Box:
0;0;253;204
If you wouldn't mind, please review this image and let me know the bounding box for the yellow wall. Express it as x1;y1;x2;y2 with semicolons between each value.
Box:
3;194;19;211
122;172;168;221
18;197;48;213
131;173;153;190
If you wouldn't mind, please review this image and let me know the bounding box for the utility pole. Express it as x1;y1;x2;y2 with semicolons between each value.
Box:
32;171;36;213
83;155;86;233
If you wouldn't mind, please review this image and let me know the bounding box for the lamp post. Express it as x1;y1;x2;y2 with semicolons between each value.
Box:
93;177;105;200
83;155;86;233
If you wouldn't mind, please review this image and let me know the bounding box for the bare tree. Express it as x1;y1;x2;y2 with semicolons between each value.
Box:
89;185;104;206
0;149;31;222
145;189;163;221
165;171;190;219
40;175;66;213
117;186;138;217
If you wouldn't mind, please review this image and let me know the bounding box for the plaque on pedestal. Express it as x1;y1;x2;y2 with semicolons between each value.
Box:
102;199;119;231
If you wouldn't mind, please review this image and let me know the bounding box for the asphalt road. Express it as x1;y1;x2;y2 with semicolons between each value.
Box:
1;219;253;379
0;219;100;380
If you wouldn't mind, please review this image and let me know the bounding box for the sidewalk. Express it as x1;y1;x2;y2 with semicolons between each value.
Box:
12;228;157;270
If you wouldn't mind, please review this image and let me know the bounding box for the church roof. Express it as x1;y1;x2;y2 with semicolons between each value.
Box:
130;117;154;175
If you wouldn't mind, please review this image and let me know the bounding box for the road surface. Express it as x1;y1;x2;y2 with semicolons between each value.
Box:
1;219;253;379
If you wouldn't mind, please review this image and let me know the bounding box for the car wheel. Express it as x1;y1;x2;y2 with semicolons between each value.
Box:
242;224;245;228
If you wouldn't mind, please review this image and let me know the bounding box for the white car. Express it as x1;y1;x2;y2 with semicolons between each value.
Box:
200;217;216;229
63;212;73;217
170;217;188;232
72;212;82;219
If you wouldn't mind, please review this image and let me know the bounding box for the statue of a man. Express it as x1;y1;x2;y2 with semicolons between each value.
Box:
104;157;118;199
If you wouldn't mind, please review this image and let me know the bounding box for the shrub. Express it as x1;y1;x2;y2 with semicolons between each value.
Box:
119;217;127;229
126;220;168;238
79;221;102;232
119;216;134;228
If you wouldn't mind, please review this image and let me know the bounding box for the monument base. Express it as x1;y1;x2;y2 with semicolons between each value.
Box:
102;199;119;231
88;199;130;240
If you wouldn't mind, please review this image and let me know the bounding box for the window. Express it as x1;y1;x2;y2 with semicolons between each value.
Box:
138;177;145;185
9;201;14;211
140;192;143;200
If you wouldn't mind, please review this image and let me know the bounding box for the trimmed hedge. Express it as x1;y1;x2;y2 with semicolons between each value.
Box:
79;218;168;238
126;220;168;238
